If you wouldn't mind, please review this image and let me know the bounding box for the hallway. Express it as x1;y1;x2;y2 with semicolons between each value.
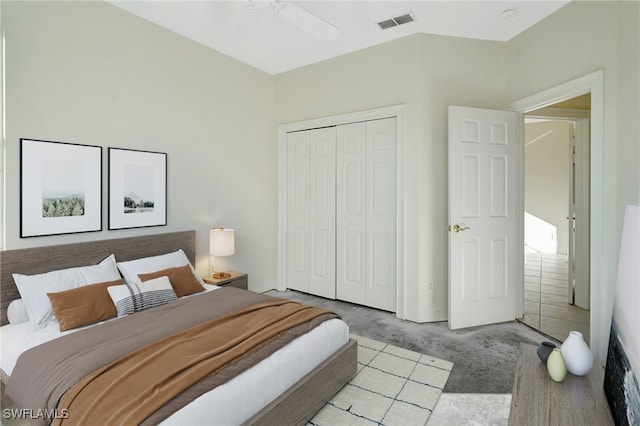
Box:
521;252;590;343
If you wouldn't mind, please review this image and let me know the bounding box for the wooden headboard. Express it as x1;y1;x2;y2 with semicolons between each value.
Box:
0;230;196;326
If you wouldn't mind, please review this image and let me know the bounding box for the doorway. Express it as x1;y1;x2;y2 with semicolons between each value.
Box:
520;94;591;343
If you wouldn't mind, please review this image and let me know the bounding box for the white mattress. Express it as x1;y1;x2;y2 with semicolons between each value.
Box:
0;287;349;425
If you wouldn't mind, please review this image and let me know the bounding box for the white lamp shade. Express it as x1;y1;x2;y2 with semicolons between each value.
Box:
209;228;235;256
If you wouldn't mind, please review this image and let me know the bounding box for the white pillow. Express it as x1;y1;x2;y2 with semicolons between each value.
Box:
7;299;29;325
116;249;204;286
107;276;177;316
13;254;121;330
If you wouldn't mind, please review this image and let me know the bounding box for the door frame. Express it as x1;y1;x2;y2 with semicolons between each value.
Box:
276;105;406;317
506;69;605;359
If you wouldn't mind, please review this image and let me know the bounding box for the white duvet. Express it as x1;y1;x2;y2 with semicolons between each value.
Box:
0;286;349;425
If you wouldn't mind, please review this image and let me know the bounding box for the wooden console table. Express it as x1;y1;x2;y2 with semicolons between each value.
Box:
509;342;614;425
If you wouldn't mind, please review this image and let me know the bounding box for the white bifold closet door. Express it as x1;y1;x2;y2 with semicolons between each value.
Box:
286;127;337;299
336;117;397;311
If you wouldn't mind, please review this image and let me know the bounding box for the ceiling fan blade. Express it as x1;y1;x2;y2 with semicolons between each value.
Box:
246;0;269;13
275;1;340;41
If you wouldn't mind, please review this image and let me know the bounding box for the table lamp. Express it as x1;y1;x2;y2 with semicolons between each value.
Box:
209;227;235;279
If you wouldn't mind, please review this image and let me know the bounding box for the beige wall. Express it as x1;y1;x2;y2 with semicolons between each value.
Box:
1;1;278;292
507;0;639;363
276;34;508;322
524;121;571;254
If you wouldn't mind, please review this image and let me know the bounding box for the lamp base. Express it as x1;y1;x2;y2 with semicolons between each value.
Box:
212;271;231;279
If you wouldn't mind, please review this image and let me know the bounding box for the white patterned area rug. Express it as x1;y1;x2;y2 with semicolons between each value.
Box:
309;334;454;426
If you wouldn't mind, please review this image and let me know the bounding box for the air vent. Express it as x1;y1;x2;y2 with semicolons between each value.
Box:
376;12;415;30
393;13;414;25
377;19;397;30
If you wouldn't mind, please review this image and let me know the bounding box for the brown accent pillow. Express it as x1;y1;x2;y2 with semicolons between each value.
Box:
138;265;204;297
48;279;123;332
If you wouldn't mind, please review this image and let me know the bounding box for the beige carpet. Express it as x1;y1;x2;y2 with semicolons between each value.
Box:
310;334;454;426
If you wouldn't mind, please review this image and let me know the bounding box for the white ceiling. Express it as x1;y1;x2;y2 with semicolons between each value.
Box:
107;0;571;75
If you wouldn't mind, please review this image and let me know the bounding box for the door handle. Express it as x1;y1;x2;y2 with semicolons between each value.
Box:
448;224;471;233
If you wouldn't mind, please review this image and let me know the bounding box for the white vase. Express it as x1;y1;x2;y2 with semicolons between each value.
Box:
560;331;593;376
547;348;567;382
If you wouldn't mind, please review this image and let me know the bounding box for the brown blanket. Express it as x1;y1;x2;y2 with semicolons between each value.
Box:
5;288;338;426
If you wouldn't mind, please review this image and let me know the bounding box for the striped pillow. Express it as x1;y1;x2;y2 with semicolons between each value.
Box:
107;276;177;317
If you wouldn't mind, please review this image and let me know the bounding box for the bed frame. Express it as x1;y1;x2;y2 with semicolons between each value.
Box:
0;230;357;425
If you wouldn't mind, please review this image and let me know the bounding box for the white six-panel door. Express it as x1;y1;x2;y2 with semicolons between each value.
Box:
337;118;396;311
448;106;517;329
286;127;336;299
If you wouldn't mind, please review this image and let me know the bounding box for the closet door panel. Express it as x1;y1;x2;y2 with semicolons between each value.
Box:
309;127;336;299
337;122;367;305
366;118;397;311
345;230;364;283
370;231;393;286
337;119;396;310
286;131;310;292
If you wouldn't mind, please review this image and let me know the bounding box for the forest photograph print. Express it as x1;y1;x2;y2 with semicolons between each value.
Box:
42;161;85;218
20;139;102;237
108;148;166;230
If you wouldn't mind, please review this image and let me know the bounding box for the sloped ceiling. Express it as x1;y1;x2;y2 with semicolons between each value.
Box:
107;0;571;75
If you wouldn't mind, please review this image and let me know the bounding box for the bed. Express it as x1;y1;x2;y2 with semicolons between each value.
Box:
0;230;357;425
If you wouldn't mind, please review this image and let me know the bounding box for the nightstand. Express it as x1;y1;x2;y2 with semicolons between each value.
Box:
202;271;248;290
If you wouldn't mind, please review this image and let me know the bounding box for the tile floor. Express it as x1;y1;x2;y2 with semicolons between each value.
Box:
310;335;453;426
521;251;590;343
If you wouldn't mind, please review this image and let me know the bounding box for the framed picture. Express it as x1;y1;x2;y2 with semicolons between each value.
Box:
20;138;102;238
108;148;167;230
